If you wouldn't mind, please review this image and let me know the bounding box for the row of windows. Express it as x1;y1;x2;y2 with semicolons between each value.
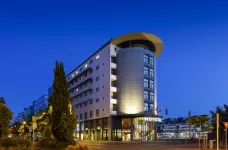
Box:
144;54;154;65
77;109;100;120
68;54;100;80
69;70;93;87
144;79;154;89
75;97;104;109
144;67;154;77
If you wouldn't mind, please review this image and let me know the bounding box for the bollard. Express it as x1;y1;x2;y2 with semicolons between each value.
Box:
209;140;213;150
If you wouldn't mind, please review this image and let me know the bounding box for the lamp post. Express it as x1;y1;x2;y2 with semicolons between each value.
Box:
223;122;228;150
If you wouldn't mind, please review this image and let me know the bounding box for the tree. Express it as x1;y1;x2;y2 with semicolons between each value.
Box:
11;122;22;136
52;61;76;144
188;115;212;149
0;100;13;137
210;105;228;144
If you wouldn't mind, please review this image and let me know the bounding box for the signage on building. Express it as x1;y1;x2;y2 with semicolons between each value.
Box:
144;117;162;122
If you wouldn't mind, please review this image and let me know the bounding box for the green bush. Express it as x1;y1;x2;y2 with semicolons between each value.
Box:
0;138;31;148
36;138;56;148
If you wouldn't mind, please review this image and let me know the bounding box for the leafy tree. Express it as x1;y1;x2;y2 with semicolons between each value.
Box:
11;122;22;136
0;97;6;104
210;105;228;143
52;61;75;144
0;100;13;137
188;115;211;149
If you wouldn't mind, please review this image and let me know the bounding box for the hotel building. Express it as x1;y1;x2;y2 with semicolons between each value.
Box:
66;32;163;141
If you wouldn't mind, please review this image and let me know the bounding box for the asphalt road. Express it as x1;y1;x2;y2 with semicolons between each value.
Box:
87;143;201;150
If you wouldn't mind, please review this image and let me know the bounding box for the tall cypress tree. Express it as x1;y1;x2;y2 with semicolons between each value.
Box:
52;61;75;144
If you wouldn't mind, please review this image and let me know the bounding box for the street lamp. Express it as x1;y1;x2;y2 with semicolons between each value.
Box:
22;121;26;125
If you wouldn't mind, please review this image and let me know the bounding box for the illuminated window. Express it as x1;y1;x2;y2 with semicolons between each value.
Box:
150;56;154;66
144;91;149;100
149;68;154;77
144;54;149;64
144;79;149;88
71;74;74;77
84;64;88;68
144;67;149;76
144;103;149;112
96;55;100;59
76;71;78;74
150;80;154;89
149;92;154;101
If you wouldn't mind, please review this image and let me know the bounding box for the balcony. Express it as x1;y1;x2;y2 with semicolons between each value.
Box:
111;111;117;115
70;84;92;98
111;98;117;104
111;87;117;93
111;63;117;69
111;75;117;81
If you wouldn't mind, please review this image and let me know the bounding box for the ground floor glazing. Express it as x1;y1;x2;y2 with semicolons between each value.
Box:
74;116;161;141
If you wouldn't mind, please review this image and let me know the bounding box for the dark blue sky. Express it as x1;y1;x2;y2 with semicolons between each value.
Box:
0;0;228;118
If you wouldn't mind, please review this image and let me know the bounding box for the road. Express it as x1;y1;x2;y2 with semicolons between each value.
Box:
86;143;204;150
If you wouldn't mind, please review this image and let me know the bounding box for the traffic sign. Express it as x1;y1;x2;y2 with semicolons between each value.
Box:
32;123;37;129
224;122;228;128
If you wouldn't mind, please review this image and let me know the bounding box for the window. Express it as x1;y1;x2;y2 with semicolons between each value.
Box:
96;87;99;92
90;100;93;104
150;80;154;89
144;79;149;88
76;105;79;109
84;64;88;68
96;76;99;81
75;115;78;120
84;73;87;77
149;68;154;77
90;80;93;84
149;104;154;112
144;91;149;100
71;74;74;77
76;71;78;74
80;104;82;108
96;109;99;117
90;59;93;64
85;102;87;106
90;90;93;94
90;70;93;74
80;114;82;120
112;104;117;111
96;98;99;103
144;67;149;76
96;65;99;70
80;67;82;71
144;54;149;64
144;103;149;112
149;92;154;101
150;56;154;66
85;112;87;119
90;111;93;118
96;55;100;59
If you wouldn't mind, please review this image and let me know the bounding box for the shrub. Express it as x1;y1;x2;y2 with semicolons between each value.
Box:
44;126;52;138
65;142;89;150
0;138;31;148
36;138;56;148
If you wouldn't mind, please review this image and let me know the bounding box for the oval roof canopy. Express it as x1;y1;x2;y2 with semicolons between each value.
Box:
111;32;163;57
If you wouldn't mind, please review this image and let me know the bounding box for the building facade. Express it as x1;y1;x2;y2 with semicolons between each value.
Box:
67;32;163;141
33;94;48;115
157;116;208;139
